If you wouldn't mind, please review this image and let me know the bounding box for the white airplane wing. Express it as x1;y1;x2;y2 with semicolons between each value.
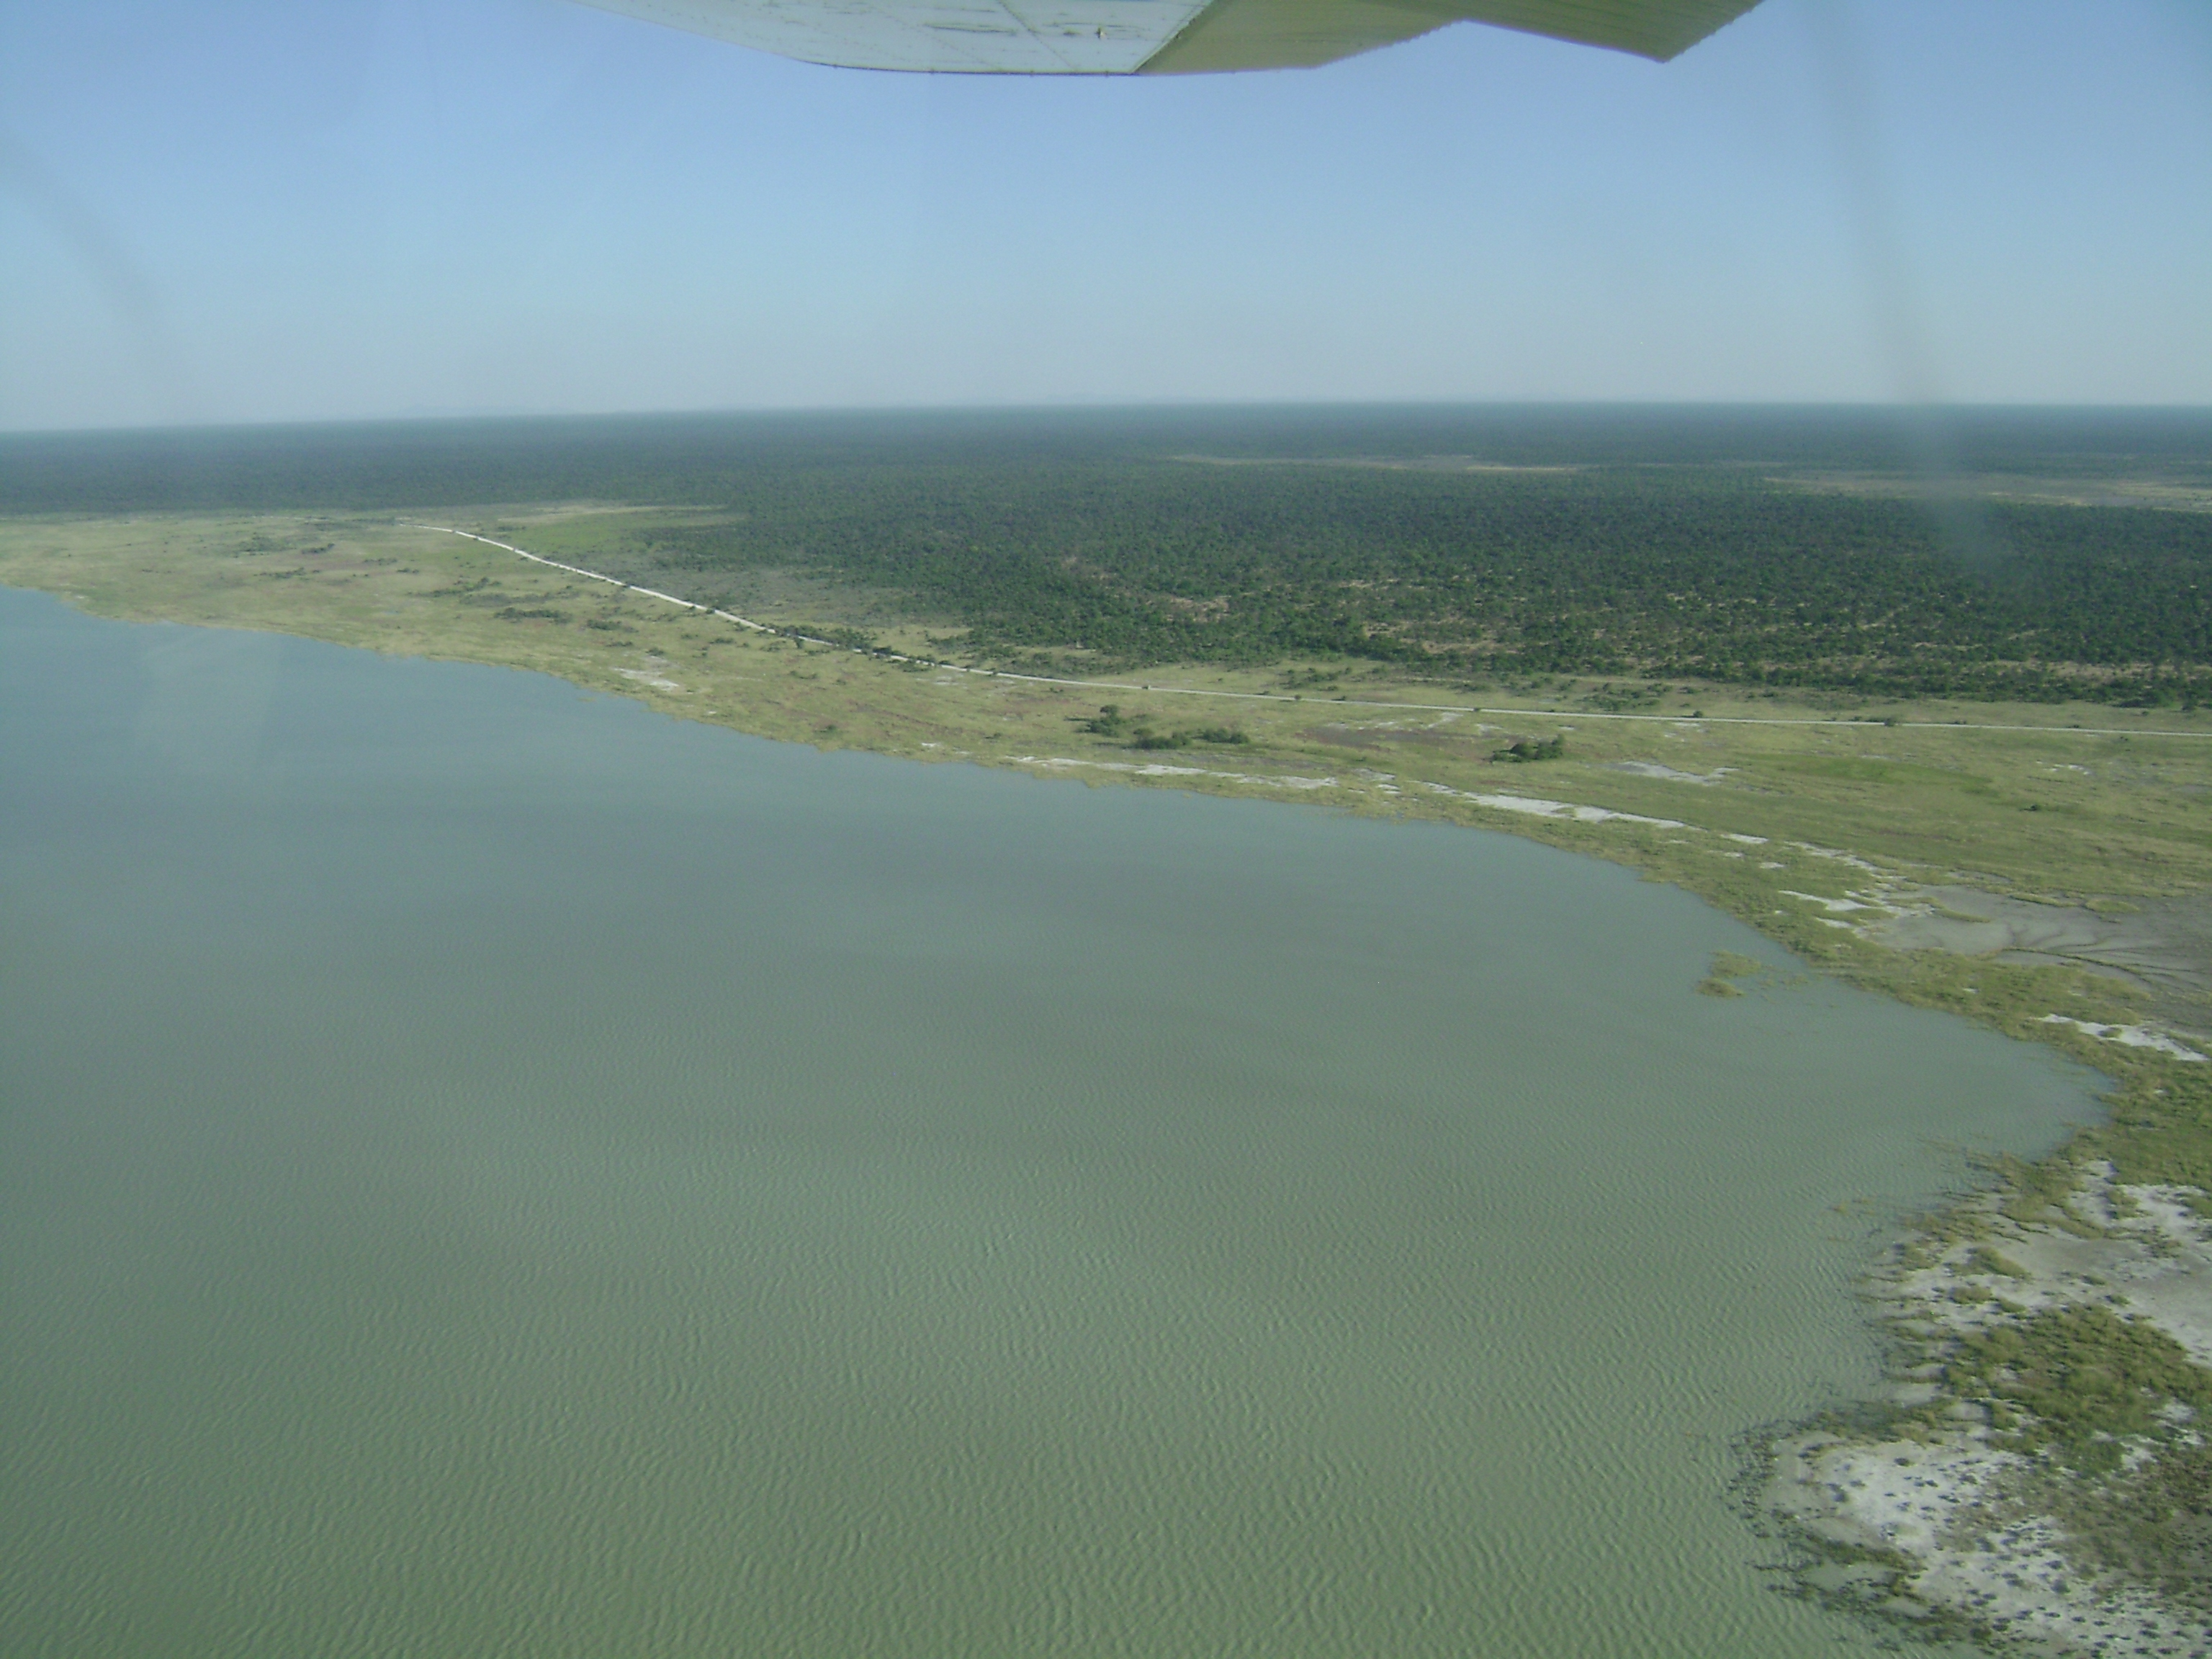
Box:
572;0;1760;74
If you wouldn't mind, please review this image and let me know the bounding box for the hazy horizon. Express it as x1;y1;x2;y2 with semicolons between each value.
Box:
4;0;2208;432
7;397;2211;446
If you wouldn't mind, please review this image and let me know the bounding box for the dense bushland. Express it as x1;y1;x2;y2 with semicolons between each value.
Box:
9;406;2207;703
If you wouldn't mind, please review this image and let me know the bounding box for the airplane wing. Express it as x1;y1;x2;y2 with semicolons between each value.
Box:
571;0;1760;74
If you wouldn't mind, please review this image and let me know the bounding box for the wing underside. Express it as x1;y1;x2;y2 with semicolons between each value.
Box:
572;0;1758;73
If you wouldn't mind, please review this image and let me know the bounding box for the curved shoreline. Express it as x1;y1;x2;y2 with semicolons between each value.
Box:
10;509;2212;1654
330;529;2212;1651
1757;1154;2212;1655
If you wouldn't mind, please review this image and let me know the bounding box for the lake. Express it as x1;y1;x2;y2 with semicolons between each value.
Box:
0;587;2095;1657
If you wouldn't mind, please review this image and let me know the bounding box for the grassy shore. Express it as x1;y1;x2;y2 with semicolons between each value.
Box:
7;505;2211;1650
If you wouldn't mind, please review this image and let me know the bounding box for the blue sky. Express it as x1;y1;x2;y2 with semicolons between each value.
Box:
2;0;2208;429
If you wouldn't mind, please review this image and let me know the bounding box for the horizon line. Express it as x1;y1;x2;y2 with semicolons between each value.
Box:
6;397;2211;442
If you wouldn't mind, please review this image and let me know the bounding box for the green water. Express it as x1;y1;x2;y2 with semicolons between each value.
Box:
0;589;2094;1658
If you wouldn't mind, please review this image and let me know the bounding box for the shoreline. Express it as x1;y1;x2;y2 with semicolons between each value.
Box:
1758;1164;2212;1655
6;506;2211;1653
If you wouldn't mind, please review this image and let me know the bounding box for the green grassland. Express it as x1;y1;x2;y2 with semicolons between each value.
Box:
7;470;2212;1644
8;505;2207;1016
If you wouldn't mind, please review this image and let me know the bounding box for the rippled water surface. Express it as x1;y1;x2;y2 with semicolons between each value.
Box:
1;588;2097;1658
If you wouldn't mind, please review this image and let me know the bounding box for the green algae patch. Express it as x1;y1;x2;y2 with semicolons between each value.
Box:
1697;951;1767;997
